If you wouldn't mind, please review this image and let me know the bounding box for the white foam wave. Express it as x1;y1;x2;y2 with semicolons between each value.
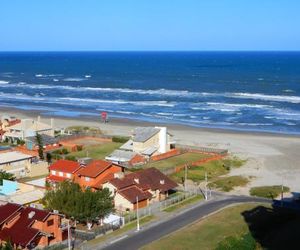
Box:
230;93;300;103
0;80;9;84
63;78;86;82
85;75;91;78
60;97;175;107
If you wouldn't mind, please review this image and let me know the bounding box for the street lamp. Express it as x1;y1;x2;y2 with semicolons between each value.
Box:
136;196;140;231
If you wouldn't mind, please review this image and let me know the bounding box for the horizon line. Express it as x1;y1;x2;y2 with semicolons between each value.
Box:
0;50;300;53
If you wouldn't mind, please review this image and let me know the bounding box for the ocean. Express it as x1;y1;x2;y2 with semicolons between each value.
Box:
0;51;300;134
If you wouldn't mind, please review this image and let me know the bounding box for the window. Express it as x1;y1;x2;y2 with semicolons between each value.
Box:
47;219;54;226
59;172;63;177
51;170;56;175
66;173;71;178
85;177;90;182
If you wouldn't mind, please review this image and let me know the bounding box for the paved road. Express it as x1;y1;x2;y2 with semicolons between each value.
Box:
102;195;271;250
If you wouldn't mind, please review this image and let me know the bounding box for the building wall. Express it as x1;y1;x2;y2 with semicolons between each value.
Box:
76;165;123;189
1;158;32;178
133;133;160;153
114;193;134;211
102;182;117;196
28;161;49;178
32;214;64;246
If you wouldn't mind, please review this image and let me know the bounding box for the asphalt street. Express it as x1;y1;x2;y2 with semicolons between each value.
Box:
102;195;270;250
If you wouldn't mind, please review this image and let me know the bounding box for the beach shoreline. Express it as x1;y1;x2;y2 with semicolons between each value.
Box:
1;106;300;194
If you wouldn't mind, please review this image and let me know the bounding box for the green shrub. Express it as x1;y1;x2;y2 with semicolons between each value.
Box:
209;176;249;192
250;185;290;199
65;155;76;161
61;148;69;155
76;145;83;151
112;136;130;143
52;149;62;155
215;233;256;250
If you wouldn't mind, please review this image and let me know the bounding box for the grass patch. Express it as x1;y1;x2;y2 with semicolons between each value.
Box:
250;185;290;199
86;215;155;246
65;142;122;160
216;232;256;250
209;176;249;192
143;203;266;250
170;156;246;184
164;195;203;212
144;153;209;170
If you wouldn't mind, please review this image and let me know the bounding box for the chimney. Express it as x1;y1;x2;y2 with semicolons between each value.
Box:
134;178;139;184
160;179;165;185
28;211;35;219
37;116;41;122
50;118;54;129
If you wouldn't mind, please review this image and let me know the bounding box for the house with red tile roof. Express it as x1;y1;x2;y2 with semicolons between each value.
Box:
75;160;124;191
103;167;177;211
0;202;67;249
46;159;82;185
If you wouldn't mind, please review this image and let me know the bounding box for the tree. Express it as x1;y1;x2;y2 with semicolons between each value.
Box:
0;240;13;250
36;133;44;160
42;182;114;228
0;170;15;185
46;153;52;163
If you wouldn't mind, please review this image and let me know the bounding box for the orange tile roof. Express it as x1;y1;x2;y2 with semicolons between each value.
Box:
77;160;112;178
49;159;81;174
46;175;68;183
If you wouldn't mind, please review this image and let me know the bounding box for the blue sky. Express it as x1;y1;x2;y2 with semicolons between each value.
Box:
0;0;299;51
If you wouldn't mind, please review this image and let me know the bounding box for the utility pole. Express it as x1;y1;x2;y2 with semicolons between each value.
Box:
205;172;208;201
67;220;71;250
136;196;140;231
281;176;284;207
184;164;187;192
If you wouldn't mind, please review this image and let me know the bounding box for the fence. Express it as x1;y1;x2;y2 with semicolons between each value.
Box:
177;144;228;155
119;188;202;224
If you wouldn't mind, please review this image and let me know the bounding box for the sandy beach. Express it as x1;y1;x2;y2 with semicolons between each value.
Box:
1;107;300;194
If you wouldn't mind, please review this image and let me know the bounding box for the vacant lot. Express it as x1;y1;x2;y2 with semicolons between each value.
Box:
66;142;122;160
144;152;210;170
170;157;246;187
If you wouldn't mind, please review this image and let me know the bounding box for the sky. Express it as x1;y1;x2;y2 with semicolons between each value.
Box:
0;0;299;51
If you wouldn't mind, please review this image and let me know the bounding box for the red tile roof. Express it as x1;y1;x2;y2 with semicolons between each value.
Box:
92;173;115;189
110;167;177;193
49;159;81;174
0;203;52;248
77;160;112;178
46;175;68;183
118;186;152;203
0;203;22;225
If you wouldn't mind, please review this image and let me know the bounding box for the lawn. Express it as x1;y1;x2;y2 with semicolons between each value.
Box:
144;152;210;170
65;142;122;160
209;176;249;192
250;185;290;199
142;203;267;250
170;157;246;184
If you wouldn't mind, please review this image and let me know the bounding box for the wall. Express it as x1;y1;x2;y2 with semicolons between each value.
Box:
114;193;134;211
28;161;49;177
